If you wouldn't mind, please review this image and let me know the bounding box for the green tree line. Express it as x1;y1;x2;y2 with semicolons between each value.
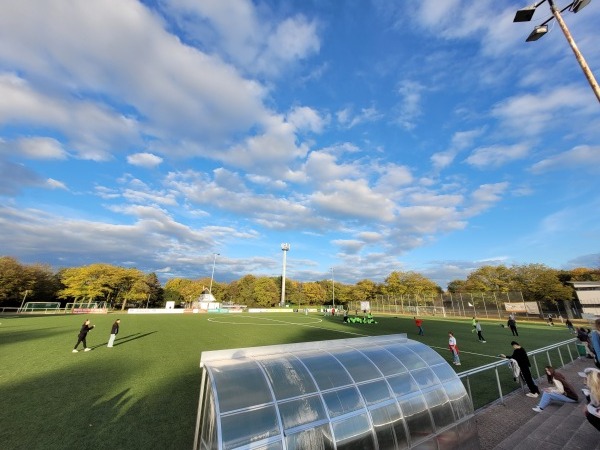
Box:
1;255;598;309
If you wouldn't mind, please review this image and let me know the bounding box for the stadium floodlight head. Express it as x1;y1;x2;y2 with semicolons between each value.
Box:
526;25;549;41
571;0;592;13
514;5;537;22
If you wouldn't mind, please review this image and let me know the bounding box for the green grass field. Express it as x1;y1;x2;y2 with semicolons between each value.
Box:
0;312;576;449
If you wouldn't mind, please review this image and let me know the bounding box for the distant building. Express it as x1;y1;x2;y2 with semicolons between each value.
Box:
569;281;600;316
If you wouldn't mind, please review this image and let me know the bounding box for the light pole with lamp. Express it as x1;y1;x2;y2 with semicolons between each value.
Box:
331;267;335;312
513;0;600;103
280;244;290;307
209;253;219;296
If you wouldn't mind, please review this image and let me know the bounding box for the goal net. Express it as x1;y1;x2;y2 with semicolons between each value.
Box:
20;302;61;314
408;305;446;317
64;301;108;314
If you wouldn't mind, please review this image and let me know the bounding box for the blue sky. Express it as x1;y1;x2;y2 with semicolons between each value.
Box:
1;0;599;288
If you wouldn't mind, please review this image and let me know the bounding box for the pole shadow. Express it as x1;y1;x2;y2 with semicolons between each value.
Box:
90;331;158;349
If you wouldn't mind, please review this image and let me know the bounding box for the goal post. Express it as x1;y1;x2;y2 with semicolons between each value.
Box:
20;302;61;314
64;301;108;314
415;305;446;317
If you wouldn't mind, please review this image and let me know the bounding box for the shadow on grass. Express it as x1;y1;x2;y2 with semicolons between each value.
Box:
90;331;158;349
0;327;71;347
0;351;199;449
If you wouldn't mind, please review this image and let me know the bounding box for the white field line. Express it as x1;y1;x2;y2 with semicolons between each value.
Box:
208;315;370;337
428;345;503;359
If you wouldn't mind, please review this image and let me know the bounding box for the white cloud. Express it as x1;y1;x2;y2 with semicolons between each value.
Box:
466;182;509;215
492;86;594;137
160;0;320;77
465;143;529;169
530;145;600;174
127;152;163;168
14;137;68;160
287;106;327;133
46;178;67;190
395;80;425;130
336;106;382;129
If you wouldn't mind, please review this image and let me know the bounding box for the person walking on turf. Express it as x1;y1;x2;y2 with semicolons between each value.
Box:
107;319;120;348
73;319;95;352
414;317;424;335
475;320;486;343
532;366;578;412
471;316;477;334
500;341;540;397
448;331;460;366
507;315;518;336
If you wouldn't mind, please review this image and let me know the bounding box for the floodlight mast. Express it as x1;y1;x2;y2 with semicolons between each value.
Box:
209;253;219;295
514;0;600;103
280;243;290;307
331;267;335;309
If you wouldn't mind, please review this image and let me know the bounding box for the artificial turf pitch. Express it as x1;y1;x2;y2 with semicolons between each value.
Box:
0;312;575;449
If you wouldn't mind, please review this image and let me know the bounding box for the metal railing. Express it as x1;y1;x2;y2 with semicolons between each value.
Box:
458;338;579;410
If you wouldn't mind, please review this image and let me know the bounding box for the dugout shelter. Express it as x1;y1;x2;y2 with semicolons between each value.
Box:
193;334;478;449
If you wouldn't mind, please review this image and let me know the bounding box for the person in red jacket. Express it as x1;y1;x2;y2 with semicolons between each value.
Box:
414;317;424;335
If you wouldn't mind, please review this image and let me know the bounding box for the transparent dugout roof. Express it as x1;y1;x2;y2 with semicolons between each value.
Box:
194;334;479;450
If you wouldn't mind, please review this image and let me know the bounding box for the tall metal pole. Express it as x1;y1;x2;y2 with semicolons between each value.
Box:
331;267;335;309
280;244;290;307
209;253;219;295
548;0;600;103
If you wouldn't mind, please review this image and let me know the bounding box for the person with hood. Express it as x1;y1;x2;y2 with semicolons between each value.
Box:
500;341;540;397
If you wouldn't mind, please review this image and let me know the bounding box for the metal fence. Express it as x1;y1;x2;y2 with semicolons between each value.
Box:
349;291;569;320
458;338;579;410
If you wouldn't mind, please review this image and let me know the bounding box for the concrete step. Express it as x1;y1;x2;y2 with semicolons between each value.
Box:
493;401;600;450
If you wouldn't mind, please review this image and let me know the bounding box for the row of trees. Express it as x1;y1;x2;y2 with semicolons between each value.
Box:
1;255;598;309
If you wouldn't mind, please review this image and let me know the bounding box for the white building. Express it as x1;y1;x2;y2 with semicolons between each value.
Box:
570;281;600;316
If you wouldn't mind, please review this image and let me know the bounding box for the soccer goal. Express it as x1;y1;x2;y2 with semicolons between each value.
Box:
20;302;61;314
413;305;446;317
64;301;108;314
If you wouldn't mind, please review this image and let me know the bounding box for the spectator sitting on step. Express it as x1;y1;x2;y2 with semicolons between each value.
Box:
531;366;578;413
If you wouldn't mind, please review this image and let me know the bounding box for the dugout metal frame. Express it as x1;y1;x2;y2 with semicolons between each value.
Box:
193;334;479;450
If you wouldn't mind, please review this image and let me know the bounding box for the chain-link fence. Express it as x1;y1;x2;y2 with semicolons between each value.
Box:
347;291;565;320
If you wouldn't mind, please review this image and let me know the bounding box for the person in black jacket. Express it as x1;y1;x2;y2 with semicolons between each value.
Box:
73;319;95;352
500;341;540;397
507;315;519;336
107;319;120;348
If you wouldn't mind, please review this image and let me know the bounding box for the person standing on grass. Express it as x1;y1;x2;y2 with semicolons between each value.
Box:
471;316;477;334
448;332;460;366
500;341;540;397
532;366;578;412
507;315;518;336
414;317;424;335
73;319;94;352
475;320;486;343
565;318;575;334
107;319;120;348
